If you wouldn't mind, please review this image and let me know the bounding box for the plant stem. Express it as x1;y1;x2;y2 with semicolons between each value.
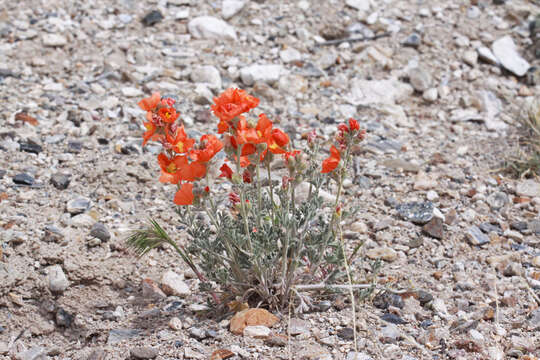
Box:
338;213;357;352
255;156;262;230
266;162;275;223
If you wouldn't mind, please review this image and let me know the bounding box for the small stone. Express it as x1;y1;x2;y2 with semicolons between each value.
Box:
422;88;438;102
48;265;69;293
265;334;287;347
86;349;106;360
222;0;245;19
67;197;91;215
142;278;167;299
19;140;43;154
19;347;46;360
347;352;373;360
141;10;163;26
50;173;70;190
503;229;523;242
289;318;310;336
243;325;271;338
397;202;434;224
426;190;439;202
413;171;437;190
337;327;355;340
366;246;397;262
130;347;158;359
463;50;478;66
188;16;237;41
280;48;302;63
403;33;421;48
161;270;190;297
184;348;205;359
13;173;35;186
492;36;530;77
477;46;499;65
415;290;434;305
240;64;284;86
121;87;143;97
169;317;183;330
408;67;432;92
380;324;401;343
422;217;444;240
90;222;111;242
190;65;222;90
466;225;490;246
230;308;279;335
528;308;540;329
516;179;540;197
346;0;370;11
188;327;207;340
486;192;508;210
42;34;67;47
55;307;73;327
71;214;94;227
532;256;540;268
372;291;404;309
380;313;407;325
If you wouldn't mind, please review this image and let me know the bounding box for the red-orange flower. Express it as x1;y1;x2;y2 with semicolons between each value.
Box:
349;118;360;131
138;92;161;111
158;107;179;123
174;183;194;205
142;121;157;146
283;149;301;163
167;125;195;154
267;128;289;154
190;134;223;163
321;145;340;173
219;163;233;179
212;88;260;132
158;154;206;183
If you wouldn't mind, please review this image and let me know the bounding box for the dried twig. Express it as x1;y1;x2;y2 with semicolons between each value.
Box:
316;32;391;47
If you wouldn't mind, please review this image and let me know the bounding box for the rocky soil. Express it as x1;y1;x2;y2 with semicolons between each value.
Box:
1;0;540;359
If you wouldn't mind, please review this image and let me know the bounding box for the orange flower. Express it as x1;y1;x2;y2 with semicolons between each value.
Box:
158;107;179;123
349;118;360;131
219;163;233;179
142;121;157;146
158;154;206;183
190;134;223;163
212;88;260;132
174;183;194;205
138;92;161;111
167;125;195;154
283;149;301;163
321;145;340;173
267;128;289;154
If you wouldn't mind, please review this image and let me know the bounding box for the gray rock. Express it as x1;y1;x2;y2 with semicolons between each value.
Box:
13;173;34;186
403;33;421;48
108;329;142;345
408;67;432;92
66;197;91;215
348;78;413;106
279;48;302;63
337;327;354;340
380;324;401;343
243;325;271;338
528;308;540;330
397;202;434;224
190;65;221;90
42;34;67;47
18;346;46;360
222;0;246;20
492;36;530;76
240;64;285;86
516;179;540;197
141;10;163;26
486;192;508;210
50;173;71;190
90;222;111;242
347;352;373;360
466;225;490;246
48;265;69;293
130;347;158;359
188;327;207;340
188;16;237;41
289;318;310;335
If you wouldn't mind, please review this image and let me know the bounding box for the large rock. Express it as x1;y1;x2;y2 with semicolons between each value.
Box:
188;16;237;41
492;36;530;76
348;79;413;106
240;64;285;86
190;65;222;90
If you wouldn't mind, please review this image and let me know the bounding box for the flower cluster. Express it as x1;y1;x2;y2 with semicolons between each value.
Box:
138;93;222;205
321;118;366;174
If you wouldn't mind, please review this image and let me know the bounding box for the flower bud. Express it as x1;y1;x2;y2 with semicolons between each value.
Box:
231;173;242;185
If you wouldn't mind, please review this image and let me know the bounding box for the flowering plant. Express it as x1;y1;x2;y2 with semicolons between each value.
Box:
127;88;366;311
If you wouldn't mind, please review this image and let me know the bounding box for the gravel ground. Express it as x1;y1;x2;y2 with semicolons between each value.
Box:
1;0;540;359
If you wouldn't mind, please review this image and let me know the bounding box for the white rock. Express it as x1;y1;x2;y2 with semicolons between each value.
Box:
188;16;237;41
161;270;191;296
366;247;397;262
44;82;64;92
48;265;69;293
243;325;271;338
240;64;285;86
380;324;401;341
532;255;540;268
346;0;371;11
347;352;373;360
121;87;143;97
487;346;504;360
432;298;448;317
469;329;484;342
279;48;302;63
190;65;222;89
492;36;530;77
194;84;214;104
222;0;245;20
463;50;478;66
175;9;190;20
422;88;438;102
42;33;67;47
296;181;336;204
426;190;439;202
70;214;95;227
278;74;307;95
169;317;183;330
348;79;413;106
516;179;540;197
477;46;499;65
414;172;438;190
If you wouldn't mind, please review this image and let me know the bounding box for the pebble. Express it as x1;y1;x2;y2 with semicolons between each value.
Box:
280;48;302;63
366;246;397;262
188;327;207;340
142;278;167;299
347;352;373;360
422;217;444;240
463;50;478;66
48;265;69;293
240;64;284;86
18;347;46;360
426;190;439;202
532;256;540;268
486;191;508;210
346;0;371;11
289;318;310;336
71;214;94;227
337;327;354;340
373;291;404;309
121;87;143;97
380;313;407;325
188;16;237;41
13;173;35;186
141;10;163;26
169;317;183;331
66;197;91;215
466;225;490;246
107;329;142;345
19;140;43;154
422;88;438;102
243;325;271;338
130;347;158;359
380;324;401;343
403;33;421;48
503;229;523;242
408;67;432;92
348;78;413;106
477;46;499;65
42;34;67;47
397;202;434;224
55;307;73;327
160;270;190;297
50;173;71;190
90;222;111;242
190;65;222;90
516;179;540;197
222;0;245;19
492;36;530;77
